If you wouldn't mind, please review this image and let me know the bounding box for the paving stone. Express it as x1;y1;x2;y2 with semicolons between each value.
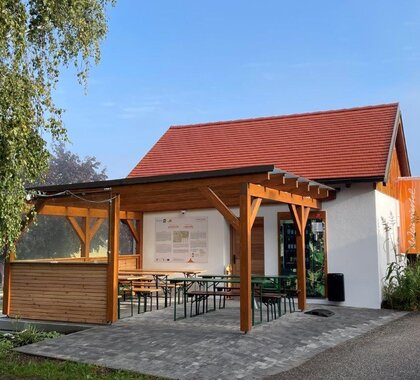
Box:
15;301;405;379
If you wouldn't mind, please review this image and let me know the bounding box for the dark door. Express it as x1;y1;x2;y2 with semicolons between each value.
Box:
231;217;265;275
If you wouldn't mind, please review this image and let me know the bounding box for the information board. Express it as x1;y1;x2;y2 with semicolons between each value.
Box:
155;216;208;263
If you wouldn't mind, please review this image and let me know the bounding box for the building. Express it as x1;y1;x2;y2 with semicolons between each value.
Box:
2;102;413;331
130;102;409;309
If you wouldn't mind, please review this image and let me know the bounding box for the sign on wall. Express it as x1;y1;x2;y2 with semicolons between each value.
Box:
155;216;208;263
399;178;420;254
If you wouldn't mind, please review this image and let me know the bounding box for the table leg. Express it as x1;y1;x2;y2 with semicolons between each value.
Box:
130;281;134;317
173;288;177;321
183;280;187;318
252;284;255;326
164;275;168;308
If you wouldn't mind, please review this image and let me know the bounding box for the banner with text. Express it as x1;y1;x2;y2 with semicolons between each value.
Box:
399;178;420;254
155;216;208;263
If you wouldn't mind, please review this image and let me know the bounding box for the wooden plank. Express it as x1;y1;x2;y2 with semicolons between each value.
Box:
107;194;120;323
8;262;108;324
249;197;262;228
199;187;239;230
239;183;252;333
248;183;321;209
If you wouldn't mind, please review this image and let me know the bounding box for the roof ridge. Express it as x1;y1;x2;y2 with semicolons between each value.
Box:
169;102;399;129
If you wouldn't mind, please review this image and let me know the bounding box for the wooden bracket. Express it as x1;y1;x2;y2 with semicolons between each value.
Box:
199;187;239;230
122;219;140;243
66;216;86;243
250;197;262;228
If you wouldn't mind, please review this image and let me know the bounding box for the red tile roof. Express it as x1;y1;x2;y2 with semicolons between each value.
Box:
128;103;403;181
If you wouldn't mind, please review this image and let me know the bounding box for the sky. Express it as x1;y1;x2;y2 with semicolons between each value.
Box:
55;1;420;179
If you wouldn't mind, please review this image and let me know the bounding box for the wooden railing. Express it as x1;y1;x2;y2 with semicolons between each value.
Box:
118;254;141;270
14;254;141;269
8;262;108;324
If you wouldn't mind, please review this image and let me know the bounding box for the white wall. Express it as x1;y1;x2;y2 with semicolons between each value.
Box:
142;184;391;309
374;190;400;304
142;209;230;275
321;184;381;308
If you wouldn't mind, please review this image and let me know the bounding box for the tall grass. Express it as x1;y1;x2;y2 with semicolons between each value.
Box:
383;258;420;311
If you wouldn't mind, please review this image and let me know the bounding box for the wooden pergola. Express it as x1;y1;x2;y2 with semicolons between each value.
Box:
5;165;334;332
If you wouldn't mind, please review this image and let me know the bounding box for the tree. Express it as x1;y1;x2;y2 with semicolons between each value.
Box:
44;142;107;185
0;0;114;253
16;143;108;259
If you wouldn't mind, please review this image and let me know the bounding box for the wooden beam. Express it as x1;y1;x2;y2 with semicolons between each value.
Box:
288;204;310;310
248;183;321;209
250;197;262;228
240;184;252;333
113;172;270;195
66;216;86;243
136;213;143;269
39;205;141;220
199;187;240;231
107;194;120;323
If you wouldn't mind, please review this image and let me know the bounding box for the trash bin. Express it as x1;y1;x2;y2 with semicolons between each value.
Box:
327;273;345;302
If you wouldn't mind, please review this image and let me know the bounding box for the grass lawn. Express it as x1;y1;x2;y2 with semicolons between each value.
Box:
0;349;160;380
0;292;162;379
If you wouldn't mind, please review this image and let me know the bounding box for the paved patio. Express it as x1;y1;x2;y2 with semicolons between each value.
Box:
16;301;405;379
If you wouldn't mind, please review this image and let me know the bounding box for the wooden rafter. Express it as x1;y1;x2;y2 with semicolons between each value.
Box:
199;187;239;230
248;183;321;209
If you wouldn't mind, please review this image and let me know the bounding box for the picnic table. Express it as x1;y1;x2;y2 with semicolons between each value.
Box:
119;269;205;307
168;276;269;325
118;275;146;316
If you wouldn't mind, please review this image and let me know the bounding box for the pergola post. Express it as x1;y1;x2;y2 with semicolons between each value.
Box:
239;183;252;333
136;212;143;269
107;194;120;323
289;204;310;310
81;216;91;258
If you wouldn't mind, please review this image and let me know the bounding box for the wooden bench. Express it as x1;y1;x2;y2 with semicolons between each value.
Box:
161;283;184;306
133;287;160;313
187;290;230;316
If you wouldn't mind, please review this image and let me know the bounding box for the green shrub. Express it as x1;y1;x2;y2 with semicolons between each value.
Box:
0;325;61;348
0;339;13;357
383;259;420;311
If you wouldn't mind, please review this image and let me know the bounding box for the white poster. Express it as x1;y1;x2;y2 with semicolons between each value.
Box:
155;217;208;263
